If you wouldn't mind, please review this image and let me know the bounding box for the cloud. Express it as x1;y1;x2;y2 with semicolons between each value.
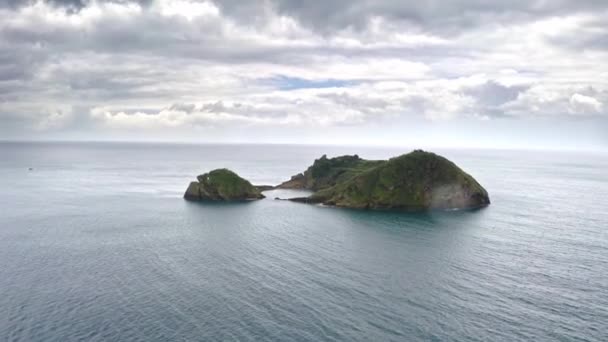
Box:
0;103;74;131
0;0;607;143
89;103;282;129
569;93;603;114
215;0;608;36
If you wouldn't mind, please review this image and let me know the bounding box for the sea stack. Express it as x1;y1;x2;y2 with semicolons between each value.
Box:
184;169;265;201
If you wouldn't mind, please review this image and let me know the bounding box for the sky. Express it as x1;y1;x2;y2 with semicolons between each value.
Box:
0;0;607;150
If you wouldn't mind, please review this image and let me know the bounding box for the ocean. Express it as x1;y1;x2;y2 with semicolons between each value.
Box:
0;142;607;341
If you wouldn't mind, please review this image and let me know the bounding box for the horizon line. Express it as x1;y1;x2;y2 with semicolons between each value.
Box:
1;139;606;154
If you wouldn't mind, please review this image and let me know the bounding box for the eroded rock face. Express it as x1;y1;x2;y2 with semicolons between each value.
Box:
184;181;202;200
281;150;490;211
184;169;264;201
276;173;306;189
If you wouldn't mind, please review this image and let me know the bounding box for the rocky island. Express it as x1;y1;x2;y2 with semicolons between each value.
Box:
184;150;490;211
184;168;265;201
279;150;490;210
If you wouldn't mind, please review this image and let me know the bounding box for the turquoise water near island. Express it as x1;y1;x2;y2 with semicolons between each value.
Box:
0;142;607;341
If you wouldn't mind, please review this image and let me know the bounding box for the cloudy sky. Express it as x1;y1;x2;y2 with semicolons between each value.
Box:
1;0;607;150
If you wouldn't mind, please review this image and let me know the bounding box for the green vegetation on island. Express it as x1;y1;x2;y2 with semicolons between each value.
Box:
184;150;490;211
277;154;384;191
184;168;264;201
280;150;490;210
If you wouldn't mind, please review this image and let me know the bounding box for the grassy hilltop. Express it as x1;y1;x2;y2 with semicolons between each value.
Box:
184;150;490;211
282;150;490;210
184;168;264;201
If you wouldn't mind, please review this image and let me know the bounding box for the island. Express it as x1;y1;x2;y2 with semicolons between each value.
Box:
277;150;490;210
184;168;265;201
184;150;490;211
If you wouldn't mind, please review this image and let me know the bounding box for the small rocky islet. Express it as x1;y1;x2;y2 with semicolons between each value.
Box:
184;150;490;211
184;168;265;201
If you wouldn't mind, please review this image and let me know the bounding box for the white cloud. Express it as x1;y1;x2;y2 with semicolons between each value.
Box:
0;0;607;144
569;93;603;114
156;0;219;21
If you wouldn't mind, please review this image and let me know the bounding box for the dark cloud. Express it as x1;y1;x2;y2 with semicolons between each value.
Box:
0;8;301;65
460;81;530;118
4;0;607;35
465;81;528;107
546;13;608;52
0;0;152;10
0;0;88;12
216;0;608;36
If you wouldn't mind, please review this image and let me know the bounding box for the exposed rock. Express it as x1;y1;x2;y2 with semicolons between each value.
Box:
184;169;264;201
184;181;202;200
276;173;307;189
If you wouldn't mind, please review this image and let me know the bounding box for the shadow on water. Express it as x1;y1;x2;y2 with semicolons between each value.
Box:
181;194;490;234
179;196;493;282
183;199;262;208
303;202;490;232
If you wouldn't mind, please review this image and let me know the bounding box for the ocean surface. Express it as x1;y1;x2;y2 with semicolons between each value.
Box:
0;142;607;342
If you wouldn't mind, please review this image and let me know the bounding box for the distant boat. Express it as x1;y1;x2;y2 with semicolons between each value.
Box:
28;167;33;171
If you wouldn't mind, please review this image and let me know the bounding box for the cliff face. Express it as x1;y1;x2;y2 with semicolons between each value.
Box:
184;169;264;201
284;150;490;210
